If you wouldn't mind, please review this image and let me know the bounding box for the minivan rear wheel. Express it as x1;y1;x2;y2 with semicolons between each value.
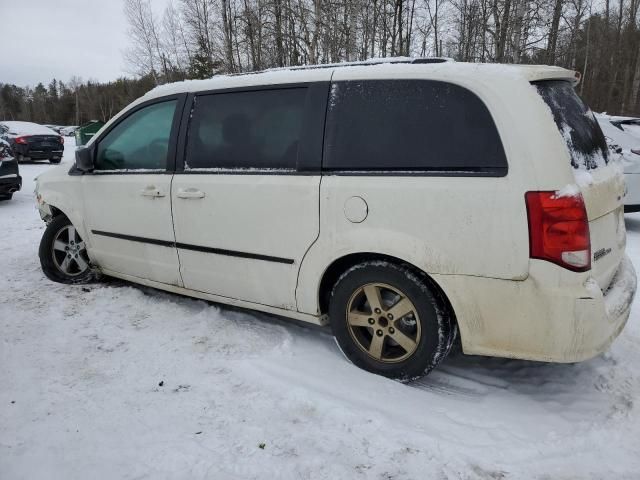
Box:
329;261;454;380
39;215;94;284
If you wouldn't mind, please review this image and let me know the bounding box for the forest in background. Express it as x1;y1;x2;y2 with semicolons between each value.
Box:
1;0;639;126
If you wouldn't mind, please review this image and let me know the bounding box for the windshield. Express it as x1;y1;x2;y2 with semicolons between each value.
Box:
534;80;609;170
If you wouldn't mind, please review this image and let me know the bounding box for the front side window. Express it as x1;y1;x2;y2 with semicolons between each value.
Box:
95;100;177;171
185;88;307;170
324;80;507;174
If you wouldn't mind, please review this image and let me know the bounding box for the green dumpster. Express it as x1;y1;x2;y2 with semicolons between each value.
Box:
75;120;105;146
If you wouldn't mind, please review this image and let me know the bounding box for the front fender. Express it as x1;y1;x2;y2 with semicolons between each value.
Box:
36;167;89;243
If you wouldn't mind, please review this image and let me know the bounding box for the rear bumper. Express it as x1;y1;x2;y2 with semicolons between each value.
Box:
571;256;636;361
438;256;637;363
13;144;63;160
0;174;22;194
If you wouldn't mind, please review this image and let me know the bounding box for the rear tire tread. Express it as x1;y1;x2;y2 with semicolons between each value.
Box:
329;260;455;380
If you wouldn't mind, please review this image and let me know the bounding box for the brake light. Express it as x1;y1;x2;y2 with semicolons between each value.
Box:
15;136;28;144
525;191;591;272
59;136;64;144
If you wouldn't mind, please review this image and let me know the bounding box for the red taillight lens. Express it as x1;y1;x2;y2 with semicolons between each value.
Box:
15;136;28;144
525;191;591;272
59;136;64;144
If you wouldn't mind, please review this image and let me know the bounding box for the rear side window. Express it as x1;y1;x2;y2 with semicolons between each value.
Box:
535;80;609;170
324;80;507;175
185;88;307;170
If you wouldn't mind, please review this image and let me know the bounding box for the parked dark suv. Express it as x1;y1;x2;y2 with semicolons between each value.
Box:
0;121;64;164
0;138;21;200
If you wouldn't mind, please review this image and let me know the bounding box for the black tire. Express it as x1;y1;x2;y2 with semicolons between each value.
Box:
329;261;455;380
39;215;94;284
49;158;61;164
0;194;12;201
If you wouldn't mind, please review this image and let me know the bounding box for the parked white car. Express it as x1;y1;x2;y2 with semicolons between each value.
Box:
595;114;640;213
34;60;637;379
60;126;78;136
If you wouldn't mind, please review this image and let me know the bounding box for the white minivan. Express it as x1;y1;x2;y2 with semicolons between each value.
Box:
35;59;637;379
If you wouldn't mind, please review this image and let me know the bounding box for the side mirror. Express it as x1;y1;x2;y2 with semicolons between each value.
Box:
75;146;94;172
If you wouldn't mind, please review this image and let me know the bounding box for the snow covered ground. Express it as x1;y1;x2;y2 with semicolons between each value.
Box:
1;139;639;480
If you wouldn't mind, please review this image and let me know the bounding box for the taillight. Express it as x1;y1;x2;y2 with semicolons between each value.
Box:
525;191;591;272
59;136;64;144
15;136;28;144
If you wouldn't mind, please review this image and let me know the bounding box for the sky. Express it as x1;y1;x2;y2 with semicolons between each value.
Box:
0;0;162;87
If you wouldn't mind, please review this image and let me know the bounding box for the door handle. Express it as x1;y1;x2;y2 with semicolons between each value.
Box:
176;188;206;199
140;185;165;197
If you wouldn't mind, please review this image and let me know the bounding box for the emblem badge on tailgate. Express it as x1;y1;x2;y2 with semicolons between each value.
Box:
593;247;612;262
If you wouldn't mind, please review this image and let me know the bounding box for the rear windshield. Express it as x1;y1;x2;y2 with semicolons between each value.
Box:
535;80;609;170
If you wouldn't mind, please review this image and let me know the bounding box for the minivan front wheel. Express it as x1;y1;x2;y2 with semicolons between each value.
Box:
39;215;93;284
329;261;454;380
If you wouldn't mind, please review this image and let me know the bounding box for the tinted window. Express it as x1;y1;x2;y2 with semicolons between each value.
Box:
95;100;177;171
324;80;507;174
186;88;306;170
535;80;608;170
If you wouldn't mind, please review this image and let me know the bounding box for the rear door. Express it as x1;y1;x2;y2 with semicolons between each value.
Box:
81;95;185;286
171;83;329;309
535;81;627;289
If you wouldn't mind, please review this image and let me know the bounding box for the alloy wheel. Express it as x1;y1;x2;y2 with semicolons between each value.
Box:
345;282;421;363
51;225;90;276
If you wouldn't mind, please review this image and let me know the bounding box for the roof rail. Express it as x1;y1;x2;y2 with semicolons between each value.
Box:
409;57;452;64
229;57;454;76
299;57;454;69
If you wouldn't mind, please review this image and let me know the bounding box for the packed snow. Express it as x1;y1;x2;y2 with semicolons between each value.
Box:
1;139;640;479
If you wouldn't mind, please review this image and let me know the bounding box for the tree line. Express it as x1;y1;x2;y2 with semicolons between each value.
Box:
124;0;639;115
0;76;155;127
1;0;638;124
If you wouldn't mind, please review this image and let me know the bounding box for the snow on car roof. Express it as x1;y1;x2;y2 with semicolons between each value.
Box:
0;121;58;136
144;59;578;101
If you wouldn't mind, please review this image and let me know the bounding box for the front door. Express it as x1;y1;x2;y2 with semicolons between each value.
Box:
82;97;183;286
171;84;328;309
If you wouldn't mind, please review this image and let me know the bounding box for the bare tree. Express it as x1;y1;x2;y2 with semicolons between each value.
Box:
124;0;165;83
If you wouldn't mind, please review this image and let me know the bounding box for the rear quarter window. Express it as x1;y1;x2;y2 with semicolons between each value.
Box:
534;80;609;170
323;79;507;175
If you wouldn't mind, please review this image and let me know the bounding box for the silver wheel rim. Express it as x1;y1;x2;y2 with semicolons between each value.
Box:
51;225;90;276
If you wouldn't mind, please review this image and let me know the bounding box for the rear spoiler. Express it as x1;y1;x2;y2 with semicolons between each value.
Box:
523;66;581;86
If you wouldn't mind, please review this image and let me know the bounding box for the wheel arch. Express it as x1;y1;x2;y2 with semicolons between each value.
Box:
48;204;66;220
40;198;90;246
316;252;458;332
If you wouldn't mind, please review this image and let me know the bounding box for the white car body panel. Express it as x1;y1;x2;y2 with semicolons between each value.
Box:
171;174;321;310
81;174;181;286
